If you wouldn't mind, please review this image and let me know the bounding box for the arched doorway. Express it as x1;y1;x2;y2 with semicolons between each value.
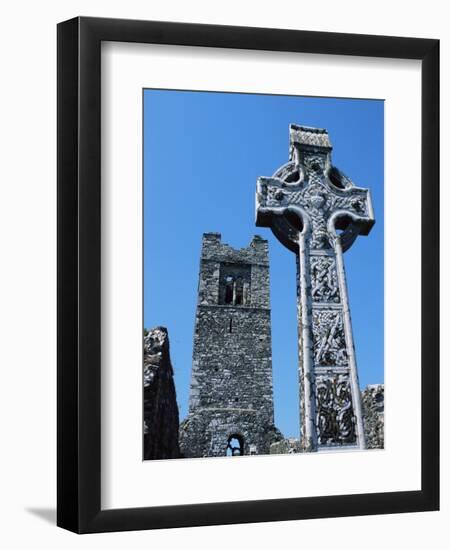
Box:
226;434;244;456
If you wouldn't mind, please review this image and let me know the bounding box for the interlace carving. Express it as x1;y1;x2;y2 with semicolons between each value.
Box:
259;170;369;251
315;375;356;445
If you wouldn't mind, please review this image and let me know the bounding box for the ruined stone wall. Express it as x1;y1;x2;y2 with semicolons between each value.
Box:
362;384;384;449
143;327;180;460
180;233;282;458
270;438;301;454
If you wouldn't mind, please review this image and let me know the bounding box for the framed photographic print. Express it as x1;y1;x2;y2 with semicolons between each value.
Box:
57;17;439;533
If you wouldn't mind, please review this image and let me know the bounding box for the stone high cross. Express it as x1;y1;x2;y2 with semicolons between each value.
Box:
256;124;375;451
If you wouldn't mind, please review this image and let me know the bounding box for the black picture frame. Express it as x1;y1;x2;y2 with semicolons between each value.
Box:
57;16;439;533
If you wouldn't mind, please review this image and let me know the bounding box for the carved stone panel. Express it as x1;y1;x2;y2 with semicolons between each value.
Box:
312;310;348;366
315;375;356;445
310;256;340;303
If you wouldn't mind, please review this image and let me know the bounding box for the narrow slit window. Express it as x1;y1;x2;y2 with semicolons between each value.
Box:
235;277;244;305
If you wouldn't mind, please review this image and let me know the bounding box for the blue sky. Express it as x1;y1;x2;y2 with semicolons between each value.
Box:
143;89;384;438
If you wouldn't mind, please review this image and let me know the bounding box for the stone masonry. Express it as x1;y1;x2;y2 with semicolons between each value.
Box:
143;327;180;460
179;233;282;457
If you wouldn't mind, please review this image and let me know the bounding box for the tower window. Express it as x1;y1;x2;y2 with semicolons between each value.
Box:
219;264;251;306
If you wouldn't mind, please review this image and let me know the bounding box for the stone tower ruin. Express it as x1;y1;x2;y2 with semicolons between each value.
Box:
179;233;281;457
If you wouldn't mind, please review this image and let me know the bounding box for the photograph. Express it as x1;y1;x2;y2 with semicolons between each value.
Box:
142;89;384;460
52;10;439;536
0;1;441;541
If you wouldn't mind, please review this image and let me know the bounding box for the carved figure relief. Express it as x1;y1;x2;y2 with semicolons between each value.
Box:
303;153;327;175
311;257;340;303
312;311;348;366
315;375;356;445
